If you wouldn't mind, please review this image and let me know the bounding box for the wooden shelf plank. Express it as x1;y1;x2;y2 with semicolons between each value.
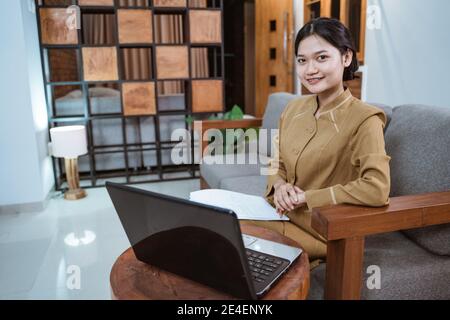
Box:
79;0;114;6
154;0;187;7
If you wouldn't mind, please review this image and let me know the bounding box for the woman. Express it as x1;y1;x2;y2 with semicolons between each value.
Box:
242;17;391;264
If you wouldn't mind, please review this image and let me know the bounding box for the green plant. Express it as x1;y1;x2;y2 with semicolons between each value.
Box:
186;105;259;154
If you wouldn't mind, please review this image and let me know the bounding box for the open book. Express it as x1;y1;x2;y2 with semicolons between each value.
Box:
189;189;289;221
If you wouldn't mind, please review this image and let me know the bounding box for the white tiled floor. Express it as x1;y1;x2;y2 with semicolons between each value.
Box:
0;179;200;300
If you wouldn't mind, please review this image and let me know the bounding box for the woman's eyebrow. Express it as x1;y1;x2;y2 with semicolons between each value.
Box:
297;50;329;57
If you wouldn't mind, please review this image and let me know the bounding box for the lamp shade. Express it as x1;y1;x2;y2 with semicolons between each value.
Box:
50;125;88;158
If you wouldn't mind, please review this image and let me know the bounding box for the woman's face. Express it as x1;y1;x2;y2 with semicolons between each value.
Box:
296;34;352;94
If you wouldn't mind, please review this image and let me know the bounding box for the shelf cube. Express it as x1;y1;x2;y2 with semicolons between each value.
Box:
39;8;78;45
189;10;222;44
82;47;119;81
118;9;153;44
156;46;189;79
122;82;156;116
192;80;223;112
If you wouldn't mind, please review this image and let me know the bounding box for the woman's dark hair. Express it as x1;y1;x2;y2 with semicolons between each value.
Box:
294;17;359;81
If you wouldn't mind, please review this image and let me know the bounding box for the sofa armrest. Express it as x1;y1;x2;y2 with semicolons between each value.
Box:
193;119;263;160
310;190;450;300
312;191;450;241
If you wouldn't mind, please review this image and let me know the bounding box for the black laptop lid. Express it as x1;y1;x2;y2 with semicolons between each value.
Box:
106;182;257;299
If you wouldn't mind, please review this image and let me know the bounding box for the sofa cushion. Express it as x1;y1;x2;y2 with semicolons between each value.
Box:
259;93;298;157
308;231;450;300
385;104;450;196
219;175;267;196
200;152;269;189
403;224;450;256
384;104;450;256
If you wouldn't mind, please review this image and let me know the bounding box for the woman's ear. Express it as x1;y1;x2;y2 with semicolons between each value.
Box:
343;49;353;67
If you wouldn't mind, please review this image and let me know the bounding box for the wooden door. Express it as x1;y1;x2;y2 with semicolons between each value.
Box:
255;0;294;117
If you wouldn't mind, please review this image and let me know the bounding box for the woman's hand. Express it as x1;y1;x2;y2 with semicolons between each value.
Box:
273;181;306;215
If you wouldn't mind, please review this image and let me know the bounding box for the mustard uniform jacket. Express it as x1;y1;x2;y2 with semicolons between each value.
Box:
265;88;391;211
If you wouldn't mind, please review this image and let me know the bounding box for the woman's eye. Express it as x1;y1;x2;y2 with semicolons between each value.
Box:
318;55;328;61
297;58;306;64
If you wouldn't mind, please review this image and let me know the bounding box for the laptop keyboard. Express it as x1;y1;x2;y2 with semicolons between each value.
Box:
245;248;284;283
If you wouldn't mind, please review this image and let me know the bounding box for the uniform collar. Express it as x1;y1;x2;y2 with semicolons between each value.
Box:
311;87;353;116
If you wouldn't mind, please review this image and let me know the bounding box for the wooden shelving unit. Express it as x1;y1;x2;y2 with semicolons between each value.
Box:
35;0;225;190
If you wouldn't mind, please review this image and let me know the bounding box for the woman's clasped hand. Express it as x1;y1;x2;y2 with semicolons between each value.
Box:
273;181;306;216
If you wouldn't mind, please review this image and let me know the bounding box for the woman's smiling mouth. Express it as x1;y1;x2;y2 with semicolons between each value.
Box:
307;77;325;85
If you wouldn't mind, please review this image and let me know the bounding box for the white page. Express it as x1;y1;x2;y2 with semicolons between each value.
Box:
190;189;289;221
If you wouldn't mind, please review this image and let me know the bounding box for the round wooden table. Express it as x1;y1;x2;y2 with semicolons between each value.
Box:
110;225;310;300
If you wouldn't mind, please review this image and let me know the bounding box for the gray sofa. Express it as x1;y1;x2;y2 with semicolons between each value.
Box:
199;92;450;299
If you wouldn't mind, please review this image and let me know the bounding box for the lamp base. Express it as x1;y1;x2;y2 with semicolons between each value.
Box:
64;188;87;200
63;157;87;200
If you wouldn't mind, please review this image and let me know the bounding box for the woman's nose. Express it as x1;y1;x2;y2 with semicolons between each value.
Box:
305;61;318;75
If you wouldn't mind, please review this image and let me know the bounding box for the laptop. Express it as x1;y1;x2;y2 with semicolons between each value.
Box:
106;182;302;300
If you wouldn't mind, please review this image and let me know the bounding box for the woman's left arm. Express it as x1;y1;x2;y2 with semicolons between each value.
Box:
304;114;391;209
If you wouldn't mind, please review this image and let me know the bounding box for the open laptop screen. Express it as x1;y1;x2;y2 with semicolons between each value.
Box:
106;182;257;299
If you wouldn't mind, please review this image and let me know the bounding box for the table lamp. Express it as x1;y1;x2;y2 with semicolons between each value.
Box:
50;125;88;200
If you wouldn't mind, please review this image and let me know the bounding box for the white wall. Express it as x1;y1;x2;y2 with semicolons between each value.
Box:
0;0;53;210
363;0;450;107
293;0;450;108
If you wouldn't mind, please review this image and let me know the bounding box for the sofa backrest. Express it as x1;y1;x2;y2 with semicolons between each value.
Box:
385;104;450;256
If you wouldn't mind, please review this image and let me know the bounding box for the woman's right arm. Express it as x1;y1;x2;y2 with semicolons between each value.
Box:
265;130;287;206
265;118;300;212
